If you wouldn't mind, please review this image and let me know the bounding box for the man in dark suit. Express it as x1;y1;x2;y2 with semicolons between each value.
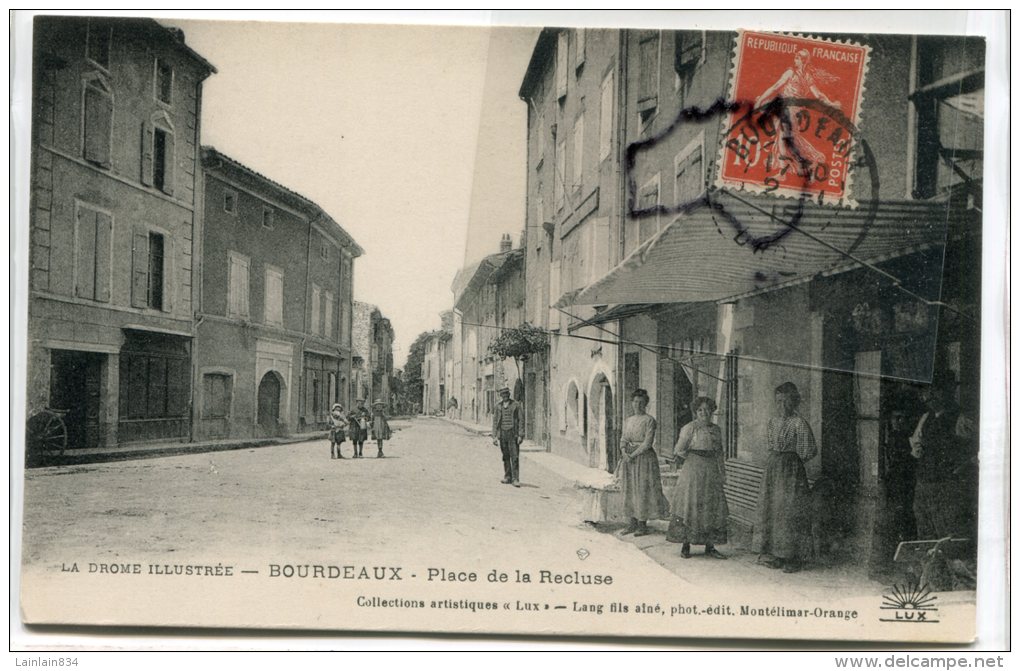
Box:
492;386;524;487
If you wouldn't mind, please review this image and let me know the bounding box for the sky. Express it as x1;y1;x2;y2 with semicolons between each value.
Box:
165;17;537;368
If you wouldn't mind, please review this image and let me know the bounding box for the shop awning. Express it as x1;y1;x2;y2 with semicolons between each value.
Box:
559;194;973;308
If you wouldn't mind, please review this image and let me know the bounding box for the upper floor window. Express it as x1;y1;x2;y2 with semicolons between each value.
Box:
320;242;329;260
323;290;335;339
153;127;172;192
599;70;615;162
572;114;585;193
141;113;174;195
74;202;112;303
911;36;984;200
555;140;566;211
262;206;275;229
82;76;113;169
223;189;237;214
535;111;546;170
674;30;706;96
310;284;321;335
147;232;165;310
155;58;173;105
575;29;587;72
637;31;660;123
227;251;250;319
86;20;112;70
637;173;661;246
556;31;569;100
264;265;284;327
131;227;171;312
674;133;705;206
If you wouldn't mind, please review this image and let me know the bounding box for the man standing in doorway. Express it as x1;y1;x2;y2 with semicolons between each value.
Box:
492;386;524;487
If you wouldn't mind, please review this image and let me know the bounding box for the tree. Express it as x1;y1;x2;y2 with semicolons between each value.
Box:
401;330;432;413
487;322;549;381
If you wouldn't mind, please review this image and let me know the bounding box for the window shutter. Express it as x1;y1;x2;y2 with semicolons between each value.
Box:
140;122;154;186
161;131;175;196
310;285;321;335
131;228;149;308
161;236;173;313
75;208;97;299
556;32;568;100
95;211;112;302
674;31;703;75
548;260;561;329
637;33;659;112
83;86;112;167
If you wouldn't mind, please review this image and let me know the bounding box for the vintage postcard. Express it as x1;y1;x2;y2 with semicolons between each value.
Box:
13;11;1003;646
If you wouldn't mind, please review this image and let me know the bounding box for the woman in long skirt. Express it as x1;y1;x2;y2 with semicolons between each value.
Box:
370;400;392;458
666;396;729;559
752;381;818;573
617;389;670;537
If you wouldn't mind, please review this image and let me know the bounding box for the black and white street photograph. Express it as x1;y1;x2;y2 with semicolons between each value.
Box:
11;10;1008;650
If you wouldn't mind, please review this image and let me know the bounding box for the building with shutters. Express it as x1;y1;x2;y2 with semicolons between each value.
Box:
526;28;983;572
196;148;362;439
421;312;454;415
350;301;395;410
26;16;216;449
518;28;626;468
451;234;526;430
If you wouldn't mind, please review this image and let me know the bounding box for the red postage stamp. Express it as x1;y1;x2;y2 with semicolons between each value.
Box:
716;31;871;205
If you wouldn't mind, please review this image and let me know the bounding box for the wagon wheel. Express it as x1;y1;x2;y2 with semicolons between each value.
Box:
26;409;68;464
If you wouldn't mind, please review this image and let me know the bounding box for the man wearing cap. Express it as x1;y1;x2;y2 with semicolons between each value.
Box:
348;398;371;458
492;386;524;487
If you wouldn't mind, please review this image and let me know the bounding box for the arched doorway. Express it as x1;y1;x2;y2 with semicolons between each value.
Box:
257;371;283;435
589;374;616;472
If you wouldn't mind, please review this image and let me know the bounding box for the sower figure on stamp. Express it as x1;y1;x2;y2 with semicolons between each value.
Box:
348;398;371;458
492;386;523;487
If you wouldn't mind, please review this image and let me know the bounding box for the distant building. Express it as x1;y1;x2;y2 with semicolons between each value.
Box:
195;147;361;439
26;17;215;449
451;234;525;428
351;301;394;410
421;313;454;415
